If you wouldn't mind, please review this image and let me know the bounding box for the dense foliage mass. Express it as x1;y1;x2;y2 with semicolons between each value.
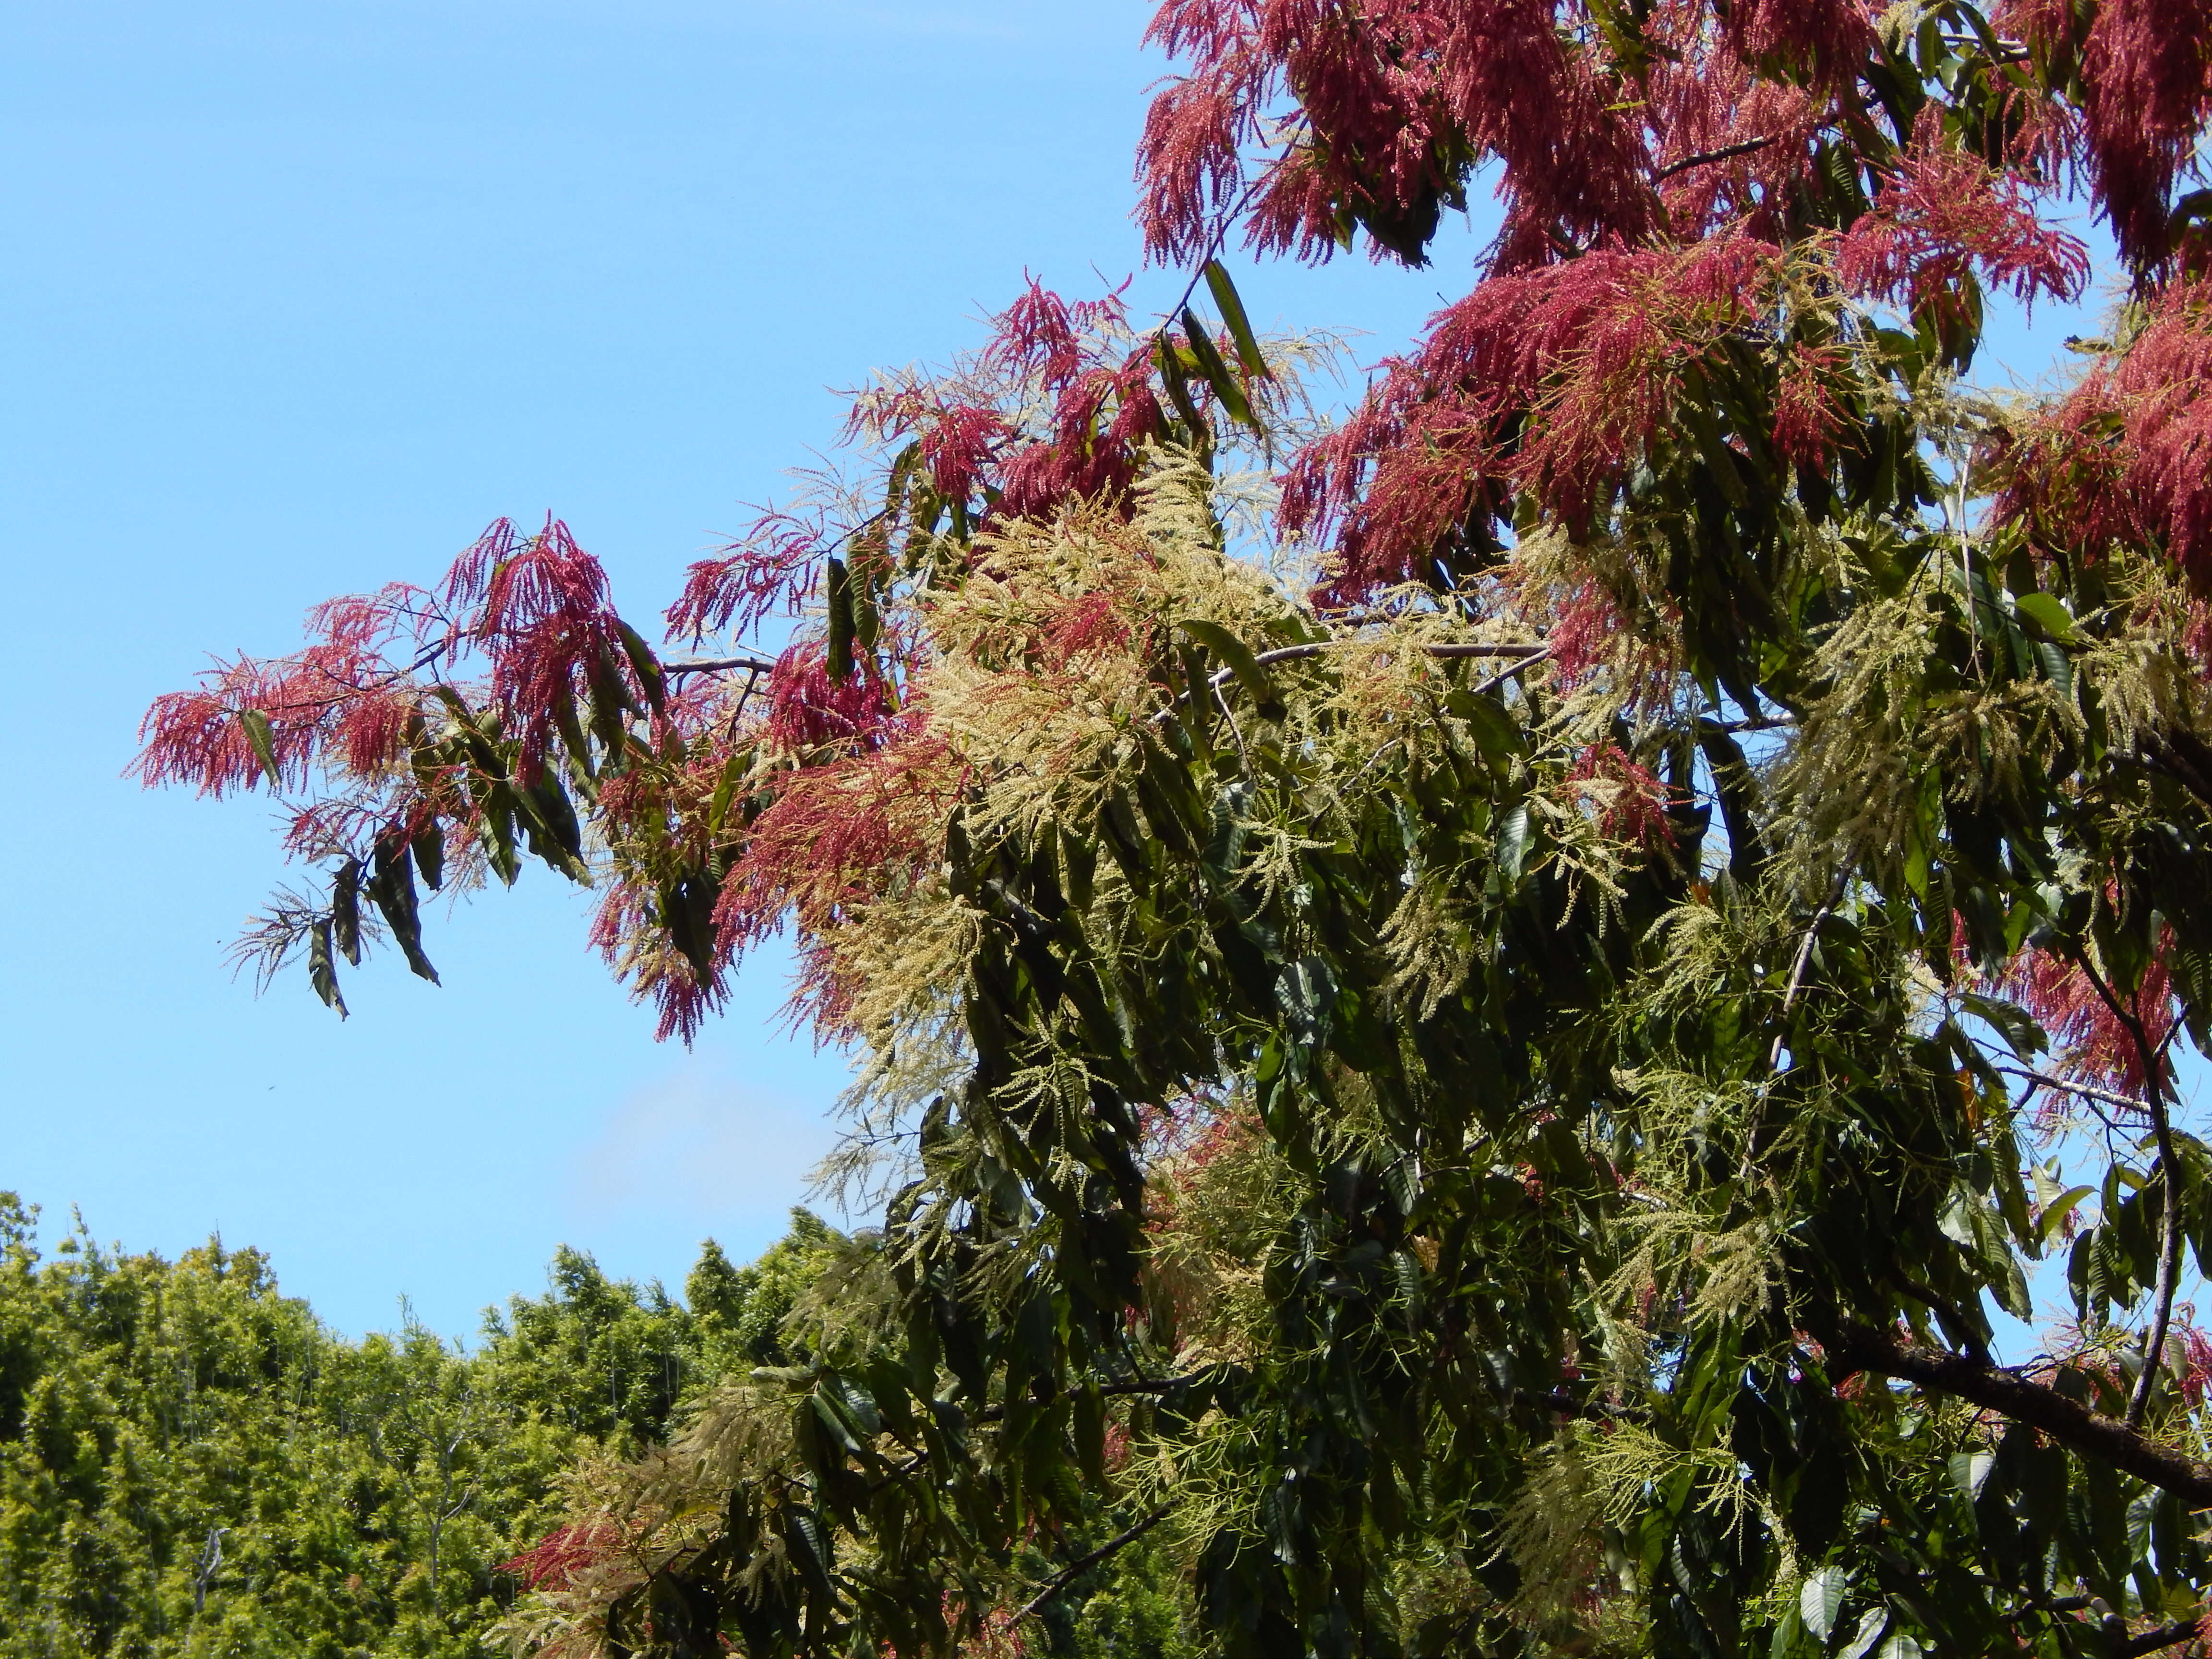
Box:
0;1201;848;1657
140;0;2212;1653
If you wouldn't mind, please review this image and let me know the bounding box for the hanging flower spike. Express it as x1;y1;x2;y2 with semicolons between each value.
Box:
1834;112;2091;321
1997;280;2212;587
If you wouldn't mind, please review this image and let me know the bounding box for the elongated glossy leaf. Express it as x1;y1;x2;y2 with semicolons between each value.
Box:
1180;617;1283;717
1180;307;1259;430
239;708;281;789
1203;260;1271;381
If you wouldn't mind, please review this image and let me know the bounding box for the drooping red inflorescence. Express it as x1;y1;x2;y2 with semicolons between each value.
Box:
1139;0;1662;271
2001;938;2176;1099
715;728;961;1039
1998;0;2212;269
762;639;900;755
1281;235;1779;601
135;582;431;799
1834;112;2090;317
1998;280;2212;586
444;517;632;780
497;1522;618;1592
668;509;842;644
1769;342;1852;470
1565;741;1673;848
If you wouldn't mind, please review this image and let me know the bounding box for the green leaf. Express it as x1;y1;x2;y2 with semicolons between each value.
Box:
307;918;348;1018
330;858;364;966
1949;1449;1996;1500
1958;990;2048;1058
1179;618;1283;718
826;555;856;682
614;620;667;712
239;708;281;789
1496;801;1531;881
1180;307;1259;431
1202;260;1271;381
1839;1607;1889;1659
2039;1185;2094;1247
368;837;440;985
1801;1568;1850;1641
411;821;445;893
2011;591;2077;642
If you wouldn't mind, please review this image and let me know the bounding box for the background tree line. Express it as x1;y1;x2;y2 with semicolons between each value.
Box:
0;1199;1175;1658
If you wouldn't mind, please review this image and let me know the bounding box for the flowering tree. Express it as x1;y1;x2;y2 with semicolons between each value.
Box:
141;0;2212;1653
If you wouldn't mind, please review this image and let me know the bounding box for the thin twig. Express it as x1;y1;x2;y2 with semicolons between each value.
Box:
1768;882;1844;1068
1995;1064;2147;1119
1472;647;1551;695
1016;1507;1174;1621
2068;948;2180;1429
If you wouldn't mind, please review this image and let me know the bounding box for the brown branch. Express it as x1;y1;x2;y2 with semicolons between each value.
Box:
1015;1507;1173;1621
1473;647;1551;695
665;653;780;678
1995;1064;2147;1119
1246;639;1546;670
1654;136;1780;180
2119;1617;2211;1657
1827;1325;2212;1508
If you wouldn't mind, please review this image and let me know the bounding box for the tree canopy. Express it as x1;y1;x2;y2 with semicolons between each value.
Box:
136;0;2212;1654
0;1197;848;1658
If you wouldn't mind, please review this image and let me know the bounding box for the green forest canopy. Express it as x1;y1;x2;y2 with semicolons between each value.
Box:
122;0;2212;1654
2;1203;1188;1659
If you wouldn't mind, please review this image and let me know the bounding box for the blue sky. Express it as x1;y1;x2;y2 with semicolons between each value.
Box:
0;0;1499;1340
0;0;2120;1343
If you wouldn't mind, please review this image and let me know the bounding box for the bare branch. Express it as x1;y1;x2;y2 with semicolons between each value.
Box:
1654;136;1780;180
1016;1507;1173;1621
665;653;781;678
2067;947;2180;1428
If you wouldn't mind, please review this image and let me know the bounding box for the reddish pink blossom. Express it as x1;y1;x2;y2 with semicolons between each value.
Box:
1566;741;1672;848
1284;235;1779;601
670;511;841;643
919;403;1015;501
1771;342;1851;470
986;277;1130;390
497;1522;616;1591
1999;939;2176;1099
1834;116;2089;316
1140;0;1661;271
762;640;897;755
1998;280;2212;587
443;517;628;780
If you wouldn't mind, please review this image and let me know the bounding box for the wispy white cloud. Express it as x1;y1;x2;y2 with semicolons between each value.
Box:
566;1061;844;1232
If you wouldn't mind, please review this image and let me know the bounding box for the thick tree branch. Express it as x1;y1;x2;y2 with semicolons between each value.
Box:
2118;1616;2211;1657
665;653;781;678
1828;1326;2212;1508
1996;1064;2148;1119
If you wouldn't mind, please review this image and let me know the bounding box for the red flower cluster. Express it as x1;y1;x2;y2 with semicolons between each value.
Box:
1999;281;2212;586
1834;114;2090;317
1140;0;1660;271
496;1522;616;1592
1565;741;1673;848
1281;236;1779;601
1999;0;2212;268
2001;939;2176;1099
